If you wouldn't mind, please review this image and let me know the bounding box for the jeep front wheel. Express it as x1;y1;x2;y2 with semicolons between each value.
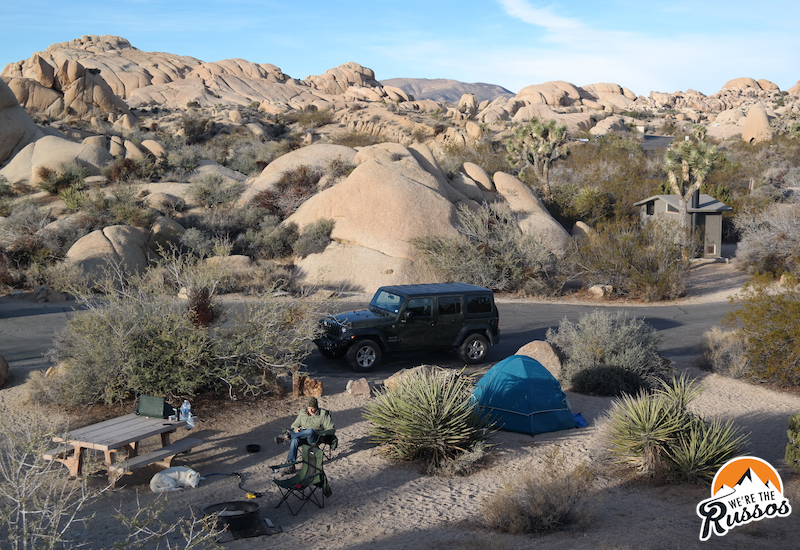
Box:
347;340;382;372
459;333;489;364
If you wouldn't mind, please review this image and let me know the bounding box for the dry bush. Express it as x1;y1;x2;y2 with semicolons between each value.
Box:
0;409;104;549
188;173;246;208
36;162;88;195
282;107;335;129
546;310;669;396
566;217;689;301
414;202;560;294
480;447;595;533
697;326;750;378
724;280;800;386
327;130;382;148
251;165;322;220
734;201;800;276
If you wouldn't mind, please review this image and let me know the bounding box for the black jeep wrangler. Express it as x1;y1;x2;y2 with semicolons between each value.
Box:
314;283;500;372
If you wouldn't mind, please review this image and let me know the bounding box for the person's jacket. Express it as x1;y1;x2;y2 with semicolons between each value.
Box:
291;408;334;433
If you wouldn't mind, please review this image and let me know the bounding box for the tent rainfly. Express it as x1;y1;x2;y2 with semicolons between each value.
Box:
472;355;575;435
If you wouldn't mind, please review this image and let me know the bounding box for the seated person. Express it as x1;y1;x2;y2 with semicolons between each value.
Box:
275;397;334;472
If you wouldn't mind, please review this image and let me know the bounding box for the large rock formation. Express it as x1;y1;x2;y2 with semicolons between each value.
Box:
0;135;111;186
0;78;45;166
741;103;774;143
276;141;571;293
65;225;153;283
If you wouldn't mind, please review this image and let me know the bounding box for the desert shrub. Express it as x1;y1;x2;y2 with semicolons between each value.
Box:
327;130;382;148
79;186;156;229
59;183;85;211
183;206;268;242
180;227;215;257
604;375;747;482
697;326;749;378
112;494;222;549
733;202;800;276
282;108;335;129
566;217;689;301
363;367;495;472
225;138;283;176
0;411;103;550
102;156;141;183
414;203;560;294
160;142;201;180
787;410;800;474
250;165;322;219
723;280;800;386
188;173;246;208
479;447;595;533
435;140;512;177
546;310;669;395
548;184;615;228
0;176;15;217
326;157;356;182
41;259;322;405
238;216;299;259
182;112;210;141
0;202;58;279
293;218;334;258
549;133;661;222
37;162;88;194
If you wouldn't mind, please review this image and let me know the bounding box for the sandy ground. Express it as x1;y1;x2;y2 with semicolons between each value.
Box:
3;259;800;549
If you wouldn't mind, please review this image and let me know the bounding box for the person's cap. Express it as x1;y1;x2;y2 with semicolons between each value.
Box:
306;397;318;408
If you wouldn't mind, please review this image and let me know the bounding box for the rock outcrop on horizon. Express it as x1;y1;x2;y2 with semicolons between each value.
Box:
3;35;800;293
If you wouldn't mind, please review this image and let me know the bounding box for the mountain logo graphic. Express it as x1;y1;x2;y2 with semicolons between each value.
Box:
697;456;792;541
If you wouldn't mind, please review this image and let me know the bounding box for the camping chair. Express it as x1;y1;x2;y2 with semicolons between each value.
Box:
272;445;331;515
315;429;339;460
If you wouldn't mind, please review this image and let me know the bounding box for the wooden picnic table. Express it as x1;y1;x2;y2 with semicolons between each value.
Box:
50;413;187;480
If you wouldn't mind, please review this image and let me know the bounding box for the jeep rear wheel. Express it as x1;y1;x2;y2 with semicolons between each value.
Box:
459;333;489;364
347;340;382;372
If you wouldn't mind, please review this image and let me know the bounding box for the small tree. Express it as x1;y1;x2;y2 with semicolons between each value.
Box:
506;117;569;198
663;141;722;256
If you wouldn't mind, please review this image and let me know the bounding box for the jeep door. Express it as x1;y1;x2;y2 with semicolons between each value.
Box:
435;295;465;346
393;296;437;350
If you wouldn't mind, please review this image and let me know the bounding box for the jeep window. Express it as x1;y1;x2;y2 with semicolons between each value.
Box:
406;297;432;317
370;290;403;315
466;295;493;314
438;296;462;315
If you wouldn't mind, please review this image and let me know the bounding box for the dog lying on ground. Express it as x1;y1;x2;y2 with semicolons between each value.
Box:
150;466;204;493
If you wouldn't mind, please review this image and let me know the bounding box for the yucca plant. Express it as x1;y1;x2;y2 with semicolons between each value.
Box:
604;374;748;482
654;372;703;412
604;391;684;475
667;416;748;483
364;367;495;470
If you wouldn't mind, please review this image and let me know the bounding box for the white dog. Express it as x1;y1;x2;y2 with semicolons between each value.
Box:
150;466;204;493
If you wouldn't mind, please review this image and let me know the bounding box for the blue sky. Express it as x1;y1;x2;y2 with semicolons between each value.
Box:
3;0;798;96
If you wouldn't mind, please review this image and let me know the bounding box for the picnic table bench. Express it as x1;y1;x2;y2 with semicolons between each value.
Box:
47;413;203;486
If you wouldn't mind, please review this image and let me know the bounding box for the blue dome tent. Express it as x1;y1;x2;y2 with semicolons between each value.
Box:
473;355;576;435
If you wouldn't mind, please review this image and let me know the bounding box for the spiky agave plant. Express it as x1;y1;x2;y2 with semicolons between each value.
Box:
666;416;748;483
605;374;748;482
604;391;685;476
364;367;495;470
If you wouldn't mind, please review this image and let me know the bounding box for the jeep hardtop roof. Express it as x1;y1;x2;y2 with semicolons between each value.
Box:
376;283;493;297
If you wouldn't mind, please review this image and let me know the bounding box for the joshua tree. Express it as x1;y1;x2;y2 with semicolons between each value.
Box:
663;140;722;256
506;117;569;199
